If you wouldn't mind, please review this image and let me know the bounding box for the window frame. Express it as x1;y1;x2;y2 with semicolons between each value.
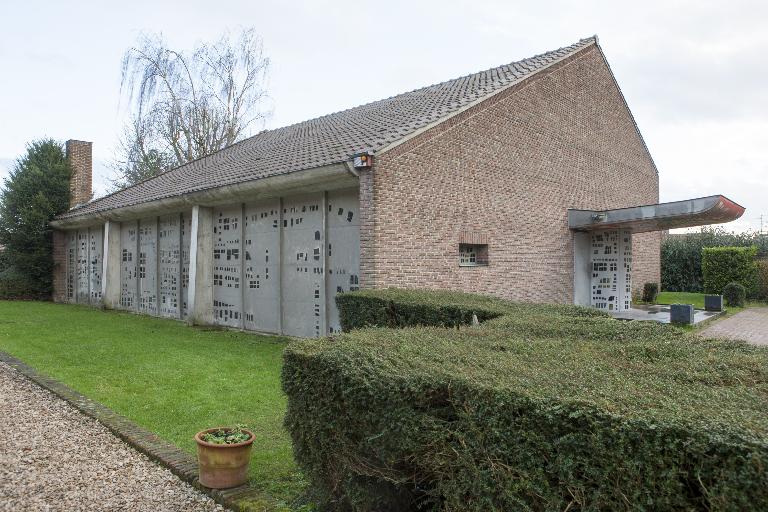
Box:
459;243;489;267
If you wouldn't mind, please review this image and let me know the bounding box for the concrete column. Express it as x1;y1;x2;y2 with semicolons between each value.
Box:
572;231;591;307
277;197;284;335
321;191;328;335
188;205;214;326
101;221;122;309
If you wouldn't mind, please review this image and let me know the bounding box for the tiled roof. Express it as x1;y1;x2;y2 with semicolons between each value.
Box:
59;37;595;220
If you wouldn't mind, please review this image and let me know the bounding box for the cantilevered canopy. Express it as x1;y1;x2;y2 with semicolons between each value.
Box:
568;195;745;233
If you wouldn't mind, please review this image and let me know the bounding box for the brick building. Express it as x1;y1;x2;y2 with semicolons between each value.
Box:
51;36;743;336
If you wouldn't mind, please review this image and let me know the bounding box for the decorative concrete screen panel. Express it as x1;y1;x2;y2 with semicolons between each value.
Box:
181;212;192;318
66;231;77;302
243;200;281;333
158;214;181;318
68;191;359;337
213;206;243;328
88;226;103;305
282;194;325;338
119;221;138;310
138;218;158;315
326;189;360;334
76;230;89;303
590;229;632;311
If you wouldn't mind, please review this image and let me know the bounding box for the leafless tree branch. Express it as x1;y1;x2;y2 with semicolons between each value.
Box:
112;28;270;190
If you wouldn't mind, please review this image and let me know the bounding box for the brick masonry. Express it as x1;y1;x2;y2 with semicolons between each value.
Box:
66;139;93;207
52;230;67;302
359;44;661;302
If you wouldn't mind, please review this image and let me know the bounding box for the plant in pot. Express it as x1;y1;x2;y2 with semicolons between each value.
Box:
194;424;254;489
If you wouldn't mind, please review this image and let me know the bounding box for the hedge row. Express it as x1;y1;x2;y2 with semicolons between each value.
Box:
661;227;768;293
758;259;768;300
283;289;768;511
284;326;768;511
336;288;606;331
702;246;758;296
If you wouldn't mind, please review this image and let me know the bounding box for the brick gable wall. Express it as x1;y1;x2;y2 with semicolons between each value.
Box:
359;44;661;303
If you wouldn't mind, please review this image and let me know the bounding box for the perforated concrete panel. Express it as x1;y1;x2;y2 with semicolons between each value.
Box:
590;229;632;312
181;212;192;318
138;219;158;314
119;221;138;310
213;206;243;328
281;194;325;338
326;189;360;334
71;190;360;337
76;230;89;303
158;214;181;318
88;226;103;305
243;200;281;333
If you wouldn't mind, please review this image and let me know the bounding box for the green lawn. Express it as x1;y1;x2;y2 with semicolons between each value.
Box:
656;291;765;312
655;291;707;309
0;301;304;510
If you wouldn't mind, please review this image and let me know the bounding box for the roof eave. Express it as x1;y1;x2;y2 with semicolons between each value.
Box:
51;162;358;229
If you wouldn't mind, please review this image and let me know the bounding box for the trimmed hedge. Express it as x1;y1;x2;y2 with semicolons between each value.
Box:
757;259;768;300
284;328;768;511
642;282;659;303
336;288;606;331
283;289;768;511
661;227;768;293
723;282;746;307
702;246;758;297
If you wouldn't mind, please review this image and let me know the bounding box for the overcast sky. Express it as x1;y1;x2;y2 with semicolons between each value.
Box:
1;0;766;232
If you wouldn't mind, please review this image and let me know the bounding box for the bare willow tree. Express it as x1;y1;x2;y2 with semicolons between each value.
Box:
112;28;270;189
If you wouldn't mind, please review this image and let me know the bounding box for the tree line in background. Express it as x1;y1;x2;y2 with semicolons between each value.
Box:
661;227;768;299
0;140;70;299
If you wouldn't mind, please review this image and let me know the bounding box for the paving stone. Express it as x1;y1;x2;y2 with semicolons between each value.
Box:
699;308;768;346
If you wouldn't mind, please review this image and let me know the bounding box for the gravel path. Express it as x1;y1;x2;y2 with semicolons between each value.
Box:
0;362;226;512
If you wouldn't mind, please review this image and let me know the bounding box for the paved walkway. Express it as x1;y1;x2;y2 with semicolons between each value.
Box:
0;362;225;512
699;308;768;346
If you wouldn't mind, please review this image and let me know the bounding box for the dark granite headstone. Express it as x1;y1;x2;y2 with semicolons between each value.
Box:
704;295;723;312
670;304;694;325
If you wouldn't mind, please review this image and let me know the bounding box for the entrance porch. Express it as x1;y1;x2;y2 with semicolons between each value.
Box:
569;195;745;313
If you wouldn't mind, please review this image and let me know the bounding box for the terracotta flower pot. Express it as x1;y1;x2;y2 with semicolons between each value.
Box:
194;427;254;489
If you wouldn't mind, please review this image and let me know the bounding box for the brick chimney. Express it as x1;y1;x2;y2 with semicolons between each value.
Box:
65;139;93;207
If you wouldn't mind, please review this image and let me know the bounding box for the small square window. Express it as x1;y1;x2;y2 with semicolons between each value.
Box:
459;244;488;267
